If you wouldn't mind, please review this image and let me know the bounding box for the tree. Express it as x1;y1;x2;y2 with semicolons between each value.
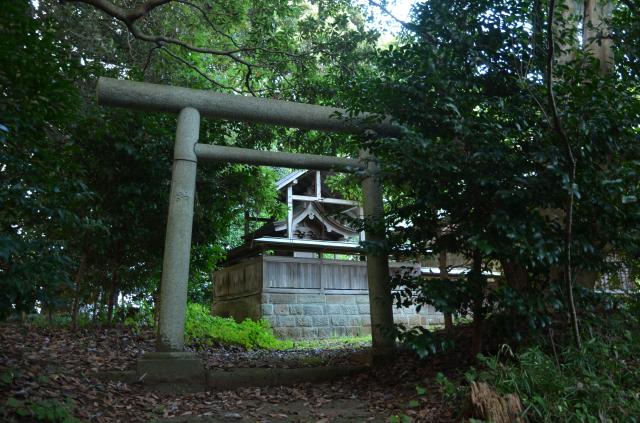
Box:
0;1;99;318
1;0;380;322
346;0;640;353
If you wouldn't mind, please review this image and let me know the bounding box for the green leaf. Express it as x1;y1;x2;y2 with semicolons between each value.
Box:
6;397;23;408
1;371;14;385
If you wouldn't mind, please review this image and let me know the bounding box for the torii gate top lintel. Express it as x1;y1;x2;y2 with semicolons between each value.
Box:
97;77;401;138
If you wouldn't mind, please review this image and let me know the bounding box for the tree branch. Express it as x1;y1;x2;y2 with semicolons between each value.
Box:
142;43;162;75
367;0;437;43
546;0;581;349
367;0;413;30
62;0;255;67
175;0;242;49
159;46;243;93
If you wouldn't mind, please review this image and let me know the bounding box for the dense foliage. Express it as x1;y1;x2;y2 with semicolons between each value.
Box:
345;0;640;353
0;0;373;322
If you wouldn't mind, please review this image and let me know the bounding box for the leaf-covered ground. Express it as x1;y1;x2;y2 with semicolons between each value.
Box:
0;323;466;422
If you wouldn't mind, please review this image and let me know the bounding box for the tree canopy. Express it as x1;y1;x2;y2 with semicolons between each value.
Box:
1;0;638;346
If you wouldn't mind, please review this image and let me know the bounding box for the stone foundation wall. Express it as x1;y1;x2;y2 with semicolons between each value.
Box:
260;291;444;339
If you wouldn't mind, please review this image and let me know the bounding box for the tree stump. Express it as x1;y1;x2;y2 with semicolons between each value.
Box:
468;381;524;423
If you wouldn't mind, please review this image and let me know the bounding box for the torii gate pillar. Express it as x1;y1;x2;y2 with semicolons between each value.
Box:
361;153;395;360
137;107;205;382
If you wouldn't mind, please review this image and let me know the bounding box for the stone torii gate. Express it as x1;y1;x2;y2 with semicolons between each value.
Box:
96;77;402;381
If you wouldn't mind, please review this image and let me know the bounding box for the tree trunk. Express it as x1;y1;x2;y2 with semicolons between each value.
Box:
501;260;529;292
106;268;119;327
91;289;100;324
71;253;88;331
583;0;614;74
153;286;161;328
555;0;583;66
438;251;454;332
470;250;485;356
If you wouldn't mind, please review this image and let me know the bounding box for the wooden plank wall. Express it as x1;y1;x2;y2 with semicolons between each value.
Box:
213;255;419;298
214;256;263;299
263;256;415;291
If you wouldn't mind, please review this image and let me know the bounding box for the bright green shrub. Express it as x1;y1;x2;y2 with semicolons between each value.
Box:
184;303;291;350
122;301;155;332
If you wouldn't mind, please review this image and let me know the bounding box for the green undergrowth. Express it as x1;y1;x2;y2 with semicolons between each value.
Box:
455;294;640;422
4;397;79;423
288;335;372;350
184;304;373;351
184;303;291;350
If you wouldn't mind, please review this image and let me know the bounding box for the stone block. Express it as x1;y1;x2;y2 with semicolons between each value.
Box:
295;316;313;327
261;304;274;315
325;304;343;315
361;315;371;326
297;294;326;304
408;314;422;327
348;316;362;326
335;326;360;337
360;326;372;335
289;305;304;315
313;315;330;327
136;352;204;384
263;315;277;326
317;327;334;338
393;315;409;325
349;326;366;337
303;304;324;315
270;293;297;304
405;305;417;314
278;316;296;327
289;327;303;338
357;304;371;314
276;327;302;338
274;304;289;315
331;315;348;326
355;295;370;304
301;328;318;338
429;314;445;324
342;305;358;315
326;295;356;304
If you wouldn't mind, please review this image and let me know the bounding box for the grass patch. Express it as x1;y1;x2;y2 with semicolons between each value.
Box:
286;335;372;350
186;304;371;350
185;303;291;350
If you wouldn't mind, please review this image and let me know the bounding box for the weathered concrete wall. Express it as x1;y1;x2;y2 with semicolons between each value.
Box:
260;291;443;339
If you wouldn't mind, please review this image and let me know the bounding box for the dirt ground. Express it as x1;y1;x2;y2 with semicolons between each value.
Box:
0;324;468;422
